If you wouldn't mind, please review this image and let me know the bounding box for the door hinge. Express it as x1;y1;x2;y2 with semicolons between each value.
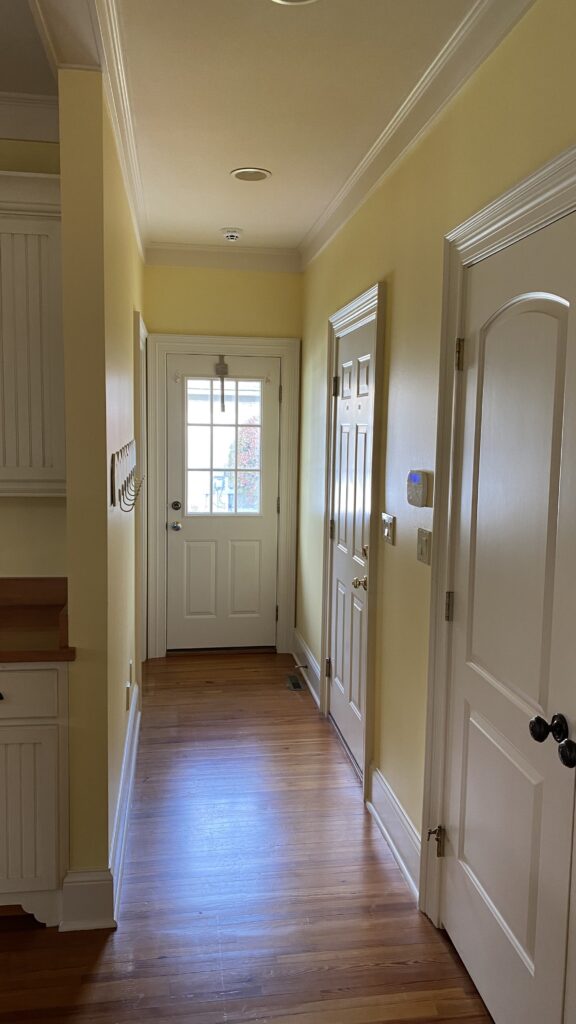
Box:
444;591;454;621
325;657;332;678
427;825;446;858
279;383;283;403
329;518;335;540
277;495;281;514
275;605;279;622
455;337;465;371
332;375;340;398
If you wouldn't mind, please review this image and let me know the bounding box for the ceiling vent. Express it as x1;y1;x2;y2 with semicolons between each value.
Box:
220;227;243;242
231;167;272;182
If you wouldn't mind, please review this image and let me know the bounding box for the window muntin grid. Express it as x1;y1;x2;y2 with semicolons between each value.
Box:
186;379;262;515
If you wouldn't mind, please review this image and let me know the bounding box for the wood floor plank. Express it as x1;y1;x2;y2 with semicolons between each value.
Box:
0;652;492;1023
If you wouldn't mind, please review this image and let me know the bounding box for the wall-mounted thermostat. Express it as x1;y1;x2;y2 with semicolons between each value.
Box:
407;470;431;508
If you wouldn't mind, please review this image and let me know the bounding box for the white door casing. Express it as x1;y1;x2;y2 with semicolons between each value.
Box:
166;353;280;649
436;214;576;1023
147;335;300;658
323;285;385;777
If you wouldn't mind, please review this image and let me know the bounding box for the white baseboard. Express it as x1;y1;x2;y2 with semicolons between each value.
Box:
292;630;321;706
110;682;141;918
367;766;421;899
59;870;116;931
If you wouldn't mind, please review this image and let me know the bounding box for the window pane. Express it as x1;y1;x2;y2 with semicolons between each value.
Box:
213;380;236;424
213;426;236;468
237;472;260;513
187;380;211;424
237;426;261;470
212;471;235;514
187;426;211;469
238;381;261;425
187;471;211;514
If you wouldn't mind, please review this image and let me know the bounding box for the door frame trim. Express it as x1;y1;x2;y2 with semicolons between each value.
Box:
321;283;387;791
147;334;300;658
420;144;576;936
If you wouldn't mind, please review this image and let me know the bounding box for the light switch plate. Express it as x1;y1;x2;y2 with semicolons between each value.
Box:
382;512;396;545
417;528;432;565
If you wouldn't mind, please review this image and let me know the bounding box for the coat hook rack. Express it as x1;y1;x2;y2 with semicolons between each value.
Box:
111;439;143;511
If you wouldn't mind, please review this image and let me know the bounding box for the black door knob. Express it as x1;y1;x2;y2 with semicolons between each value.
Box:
558;740;576;769
529;713;569;744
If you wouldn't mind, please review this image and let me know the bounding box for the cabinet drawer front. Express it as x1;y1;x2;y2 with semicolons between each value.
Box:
0;669;58;718
0;724;58;892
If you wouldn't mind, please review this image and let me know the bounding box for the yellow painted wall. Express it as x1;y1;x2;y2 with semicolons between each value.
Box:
60;69;143;869
59;70;109;868
144;265;302;338
0;499;66;575
298;0;576;830
0;139;64;579
0;139;59;174
103;102;142;840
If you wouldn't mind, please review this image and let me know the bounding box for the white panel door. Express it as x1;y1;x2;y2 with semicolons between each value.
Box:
442;214;576;1024
166;354;280;649
329;322;375;768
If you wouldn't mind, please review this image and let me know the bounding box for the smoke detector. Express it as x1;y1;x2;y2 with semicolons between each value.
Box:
220;227;243;242
231;167;272;182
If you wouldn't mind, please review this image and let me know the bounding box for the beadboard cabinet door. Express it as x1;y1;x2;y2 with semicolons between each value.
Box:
0;724;59;892
0;175;64;495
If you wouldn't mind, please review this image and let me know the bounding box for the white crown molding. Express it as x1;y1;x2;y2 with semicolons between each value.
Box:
0;92;59;142
0;169;60;217
300;0;537;266
146;242;302;274
95;0;147;258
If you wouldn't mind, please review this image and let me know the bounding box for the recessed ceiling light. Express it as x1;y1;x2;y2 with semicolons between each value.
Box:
231;167;272;182
270;0;320;5
220;227;243;242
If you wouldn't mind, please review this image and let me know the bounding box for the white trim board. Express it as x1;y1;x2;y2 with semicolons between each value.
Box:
420;142;576;932
292;631;321;707
367;767;421;901
0;92;59;142
147;334;300;658
109;682;141;919
59;870;116;932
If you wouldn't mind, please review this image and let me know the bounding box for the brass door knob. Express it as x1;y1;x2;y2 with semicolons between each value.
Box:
352;576;368;590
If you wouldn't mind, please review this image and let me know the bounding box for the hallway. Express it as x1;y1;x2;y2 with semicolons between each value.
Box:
0;653;489;1022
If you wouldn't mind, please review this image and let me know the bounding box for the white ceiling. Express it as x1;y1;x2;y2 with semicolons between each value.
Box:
116;0;477;251
0;0;56;95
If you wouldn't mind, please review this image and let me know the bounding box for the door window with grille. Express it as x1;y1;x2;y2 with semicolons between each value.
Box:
186;379;262;515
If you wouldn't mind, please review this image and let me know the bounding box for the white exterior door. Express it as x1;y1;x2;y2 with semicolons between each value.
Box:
441;213;576;1023
166;353;280;649
328;320;375;768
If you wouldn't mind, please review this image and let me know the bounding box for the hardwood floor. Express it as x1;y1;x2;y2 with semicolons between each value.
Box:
0;652;491;1023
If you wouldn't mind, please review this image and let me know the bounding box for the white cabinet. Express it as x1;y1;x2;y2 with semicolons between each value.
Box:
0;662;68;926
0;173;65;495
